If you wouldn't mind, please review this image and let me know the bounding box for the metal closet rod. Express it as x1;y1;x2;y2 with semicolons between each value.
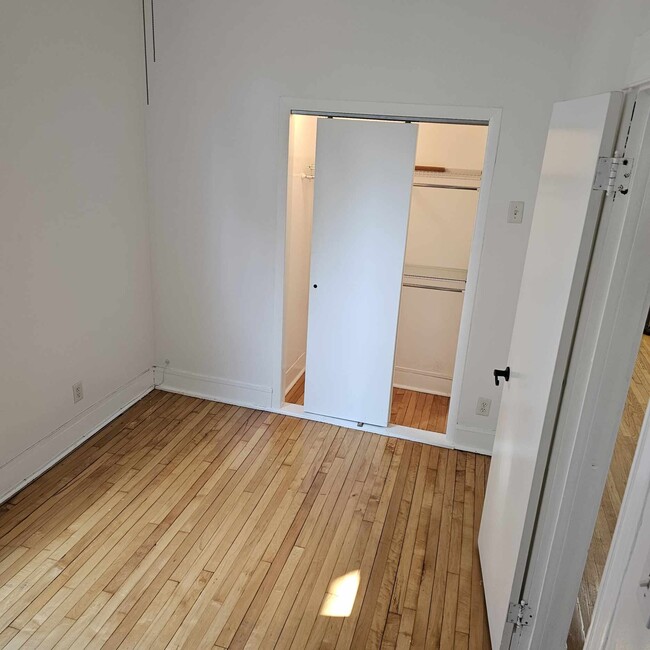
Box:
402;283;465;293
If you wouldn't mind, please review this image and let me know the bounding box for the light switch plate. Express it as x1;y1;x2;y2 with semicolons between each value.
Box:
508;201;524;224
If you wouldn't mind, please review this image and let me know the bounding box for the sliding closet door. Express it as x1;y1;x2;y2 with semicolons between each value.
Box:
304;118;418;426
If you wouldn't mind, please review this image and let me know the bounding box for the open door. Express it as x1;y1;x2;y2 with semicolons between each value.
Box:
304;118;418;426
478;92;623;649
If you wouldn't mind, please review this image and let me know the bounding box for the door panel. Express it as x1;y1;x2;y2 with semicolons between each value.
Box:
478;92;623;649
304;119;418;426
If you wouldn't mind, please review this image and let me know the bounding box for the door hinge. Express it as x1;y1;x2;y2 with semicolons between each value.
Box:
593;152;634;196
506;600;534;628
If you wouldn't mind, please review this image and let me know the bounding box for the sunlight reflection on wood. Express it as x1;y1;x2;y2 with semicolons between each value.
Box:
320;570;361;617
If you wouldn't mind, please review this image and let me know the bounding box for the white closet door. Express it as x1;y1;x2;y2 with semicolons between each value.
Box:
478;92;623;649
304;118;418;426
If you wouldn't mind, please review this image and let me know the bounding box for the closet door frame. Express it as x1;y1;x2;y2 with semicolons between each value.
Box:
272;97;501;453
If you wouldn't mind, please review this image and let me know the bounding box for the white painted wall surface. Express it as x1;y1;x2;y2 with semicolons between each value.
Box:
147;0;590;448
568;0;650;96
0;1;154;492
394;288;464;396
405;189;480;270
283;115;317;394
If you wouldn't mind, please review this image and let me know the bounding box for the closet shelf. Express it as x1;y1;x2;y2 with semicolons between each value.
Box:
302;165;482;190
412;167;481;191
402;265;467;293
404;265;467;282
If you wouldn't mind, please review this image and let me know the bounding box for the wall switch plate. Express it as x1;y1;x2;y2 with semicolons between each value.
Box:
476;397;491;417
508;201;524;224
72;381;84;404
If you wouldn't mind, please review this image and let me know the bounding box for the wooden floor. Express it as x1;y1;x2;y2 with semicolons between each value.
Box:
568;334;650;649
285;374;450;434
0;390;490;649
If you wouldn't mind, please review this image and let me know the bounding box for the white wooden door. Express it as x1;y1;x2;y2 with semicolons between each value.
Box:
478;92;623;649
304;118;418;426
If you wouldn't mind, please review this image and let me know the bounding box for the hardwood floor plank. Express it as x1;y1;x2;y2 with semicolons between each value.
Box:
0;389;492;649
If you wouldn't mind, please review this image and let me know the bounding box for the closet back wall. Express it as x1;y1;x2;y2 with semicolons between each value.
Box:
148;0;588;452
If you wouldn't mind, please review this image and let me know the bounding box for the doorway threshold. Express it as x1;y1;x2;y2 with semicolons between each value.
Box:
273;403;452;449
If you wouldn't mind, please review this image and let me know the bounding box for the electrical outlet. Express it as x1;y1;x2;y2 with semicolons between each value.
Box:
508;200;524;224
72;381;84;404
476;397;491;417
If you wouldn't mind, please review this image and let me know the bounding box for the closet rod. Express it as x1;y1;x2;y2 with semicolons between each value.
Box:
402;283;464;293
412;182;478;191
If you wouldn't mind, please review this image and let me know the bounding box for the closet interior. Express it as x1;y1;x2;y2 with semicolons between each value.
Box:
283;114;488;434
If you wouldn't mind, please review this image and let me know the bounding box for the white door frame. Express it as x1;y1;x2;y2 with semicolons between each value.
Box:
271;97;501;450
510;84;650;649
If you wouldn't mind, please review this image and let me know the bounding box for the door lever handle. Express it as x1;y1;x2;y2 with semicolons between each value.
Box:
494;367;510;386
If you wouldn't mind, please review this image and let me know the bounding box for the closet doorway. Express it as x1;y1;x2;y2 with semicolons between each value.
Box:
393;123;487;433
280;107;491;440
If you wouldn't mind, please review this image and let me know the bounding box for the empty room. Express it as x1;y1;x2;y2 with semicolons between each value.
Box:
2;1;650;649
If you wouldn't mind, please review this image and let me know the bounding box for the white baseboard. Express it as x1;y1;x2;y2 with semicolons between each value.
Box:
154;368;494;456
393;366;452;397
156;367;273;410
0;369;154;505
453;424;495;456
284;354;306;395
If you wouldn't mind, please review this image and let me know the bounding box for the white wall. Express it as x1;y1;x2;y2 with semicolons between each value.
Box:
0;1;154;499
283;115;317;393
405;190;479;269
567;0;650;96
147;0;591;447
395;123;487;397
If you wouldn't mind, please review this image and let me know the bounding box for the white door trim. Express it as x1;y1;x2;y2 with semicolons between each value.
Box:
271;97;502;450
513;86;650;649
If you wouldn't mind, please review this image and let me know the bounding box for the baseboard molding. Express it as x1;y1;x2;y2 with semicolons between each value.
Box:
284;354;306;395
0;368;154;505
157;367;273;410
393;366;452;397
155;368;494;456
453;424;495;456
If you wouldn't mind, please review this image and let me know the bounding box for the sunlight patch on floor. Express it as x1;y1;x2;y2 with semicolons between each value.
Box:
320;570;361;617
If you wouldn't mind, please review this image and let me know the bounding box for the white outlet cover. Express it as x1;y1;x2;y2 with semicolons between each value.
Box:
508;200;524;224
72;381;84;404
476;397;492;416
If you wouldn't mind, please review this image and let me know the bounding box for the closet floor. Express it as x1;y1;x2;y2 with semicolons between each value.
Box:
567;333;650;648
285;374;449;434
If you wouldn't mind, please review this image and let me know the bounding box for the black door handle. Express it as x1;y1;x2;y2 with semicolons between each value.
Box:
494;366;510;386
